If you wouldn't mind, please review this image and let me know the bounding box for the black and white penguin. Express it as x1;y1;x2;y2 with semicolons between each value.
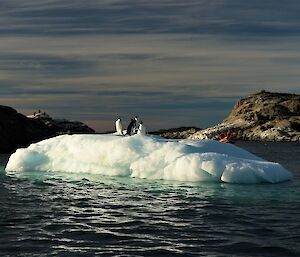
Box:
115;117;123;135
134;116;139;133
137;121;146;135
126;118;136;136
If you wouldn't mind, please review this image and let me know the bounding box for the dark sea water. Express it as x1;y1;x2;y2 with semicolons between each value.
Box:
0;142;300;257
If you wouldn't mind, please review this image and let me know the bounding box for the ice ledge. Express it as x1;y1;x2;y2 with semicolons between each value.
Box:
5;134;293;184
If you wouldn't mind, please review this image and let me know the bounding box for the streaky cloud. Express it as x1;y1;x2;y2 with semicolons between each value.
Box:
0;1;300;36
0;1;300;131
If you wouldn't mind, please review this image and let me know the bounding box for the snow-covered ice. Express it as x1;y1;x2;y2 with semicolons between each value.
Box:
5;134;293;184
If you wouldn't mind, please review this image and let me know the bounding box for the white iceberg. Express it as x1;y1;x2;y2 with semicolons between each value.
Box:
5;134;293;184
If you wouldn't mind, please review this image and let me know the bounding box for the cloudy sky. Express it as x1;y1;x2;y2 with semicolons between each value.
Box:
1;0;300;131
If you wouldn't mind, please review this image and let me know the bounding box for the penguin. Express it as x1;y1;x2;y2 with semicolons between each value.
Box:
134;116;139;133
137;121;146;135
126;118;136;136
115;117;123;135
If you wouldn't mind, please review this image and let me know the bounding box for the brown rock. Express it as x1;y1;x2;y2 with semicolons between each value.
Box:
0;105;95;153
150;127;201;139
190;91;300;141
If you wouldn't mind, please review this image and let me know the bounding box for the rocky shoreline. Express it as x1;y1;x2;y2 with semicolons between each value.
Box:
154;91;300;141
0;106;95;153
150;127;200;139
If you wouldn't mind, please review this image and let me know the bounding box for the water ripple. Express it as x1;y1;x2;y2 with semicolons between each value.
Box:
1;166;300;256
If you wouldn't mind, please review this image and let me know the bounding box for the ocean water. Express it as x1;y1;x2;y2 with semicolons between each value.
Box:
0;142;300;257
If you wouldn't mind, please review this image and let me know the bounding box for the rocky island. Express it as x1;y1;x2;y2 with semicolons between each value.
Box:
189;91;300;141
150;127;200;139
153;91;300;141
0;106;95;153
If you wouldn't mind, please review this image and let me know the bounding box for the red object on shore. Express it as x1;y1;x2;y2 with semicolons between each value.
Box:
217;130;237;144
219;138;230;143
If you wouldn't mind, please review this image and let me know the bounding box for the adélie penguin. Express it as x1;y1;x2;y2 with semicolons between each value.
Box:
126;118;136;136
115;118;123;135
137;121;146;135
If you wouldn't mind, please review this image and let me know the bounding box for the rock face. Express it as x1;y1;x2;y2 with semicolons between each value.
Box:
0;106;95;153
0;106;52;153
150;127;201;139
31;116;95;135
190;91;300;141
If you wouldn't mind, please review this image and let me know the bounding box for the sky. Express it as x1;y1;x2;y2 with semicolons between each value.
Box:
1;0;300;132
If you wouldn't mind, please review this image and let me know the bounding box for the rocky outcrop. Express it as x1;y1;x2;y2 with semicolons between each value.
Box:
0;106;95;153
150;127;201;139
29;116;95;135
190;91;300;141
0;106;52;153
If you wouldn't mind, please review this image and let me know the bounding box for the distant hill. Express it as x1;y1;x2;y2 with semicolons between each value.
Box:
0;106;95;153
150;127;201;139
190;91;300;141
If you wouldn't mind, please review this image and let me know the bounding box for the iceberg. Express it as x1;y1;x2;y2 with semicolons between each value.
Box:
5;134;293;184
